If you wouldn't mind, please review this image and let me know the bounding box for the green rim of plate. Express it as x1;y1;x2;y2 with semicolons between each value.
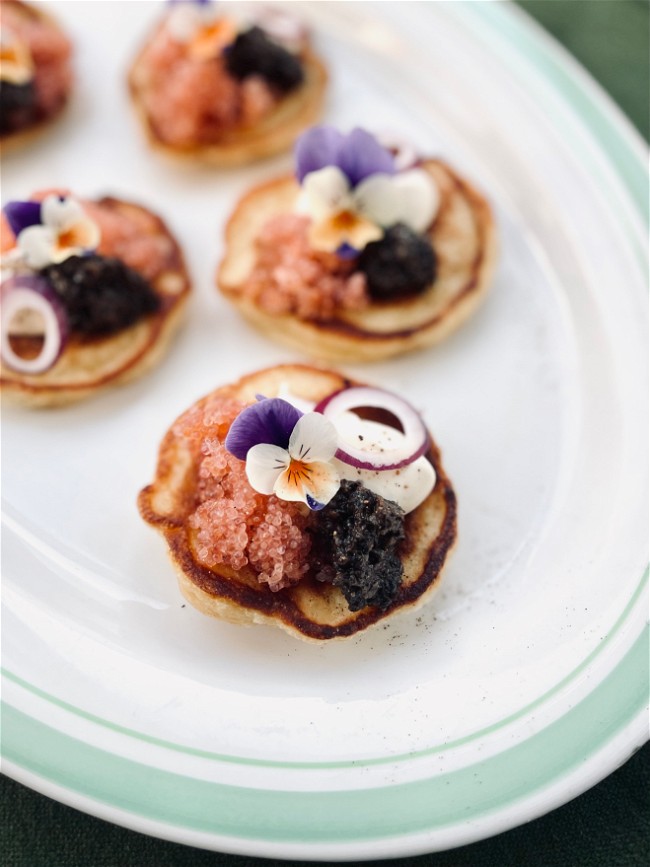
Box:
2;0;648;849
2;629;647;843
2;567;648;770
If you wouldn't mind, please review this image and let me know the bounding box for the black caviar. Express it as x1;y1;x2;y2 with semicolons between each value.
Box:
42;254;160;336
224;26;304;94
311;480;405;612
357;223;436;301
0;80;36;135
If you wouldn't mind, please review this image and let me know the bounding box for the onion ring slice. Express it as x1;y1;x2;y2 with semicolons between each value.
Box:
1;275;68;374
315;386;430;471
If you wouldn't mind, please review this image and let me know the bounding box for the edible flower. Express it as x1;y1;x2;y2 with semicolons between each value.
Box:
295;126;439;257
225;398;340;510
0;26;34;85
2;195;100;270
167;0;237;60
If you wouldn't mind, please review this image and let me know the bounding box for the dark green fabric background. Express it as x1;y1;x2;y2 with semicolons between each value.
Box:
2;1;648;865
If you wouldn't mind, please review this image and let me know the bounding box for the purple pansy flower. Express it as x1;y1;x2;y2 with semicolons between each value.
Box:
225;398;340;510
225;398;303;461
2;195;100;270
294;126;395;185
294;125;439;257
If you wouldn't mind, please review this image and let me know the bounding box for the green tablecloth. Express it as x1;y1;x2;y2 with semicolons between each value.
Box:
2;2;648;865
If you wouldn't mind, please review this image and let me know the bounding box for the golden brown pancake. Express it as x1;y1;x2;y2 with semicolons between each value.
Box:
128;26;328;167
1;197;190;407
0;0;73;153
138;364;457;641
218;159;497;361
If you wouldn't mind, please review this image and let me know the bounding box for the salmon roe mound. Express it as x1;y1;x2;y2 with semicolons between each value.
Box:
3;1;72;118
241;214;370;320
174;395;312;592
0;189;173;283
136;23;278;147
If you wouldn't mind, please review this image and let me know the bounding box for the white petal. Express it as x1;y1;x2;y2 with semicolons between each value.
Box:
17;225;56;269
352;173;401;227
390;169;439;232
245;444;289;495
166;4;203;41
41;195;86;231
288;412;338;463
299;166;351;221
274;460;340;510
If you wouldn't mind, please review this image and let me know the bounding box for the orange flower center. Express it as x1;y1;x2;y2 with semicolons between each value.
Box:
189;18;237;60
285;460;313;489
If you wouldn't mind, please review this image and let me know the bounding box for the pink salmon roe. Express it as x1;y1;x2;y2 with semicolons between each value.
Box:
175;395;312;591
3;0;72;118
241;214;370;319
136;23;279;146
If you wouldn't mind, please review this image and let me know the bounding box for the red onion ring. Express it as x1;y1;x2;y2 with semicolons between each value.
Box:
1;274;68;374
314;386;430;471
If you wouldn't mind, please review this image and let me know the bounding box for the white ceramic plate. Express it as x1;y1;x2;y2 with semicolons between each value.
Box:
2;1;648;860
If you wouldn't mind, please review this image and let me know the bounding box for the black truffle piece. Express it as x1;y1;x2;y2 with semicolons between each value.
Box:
42;254;160;336
311;480;405;612
224;26;304;94
0;80;36;135
357;223;437;301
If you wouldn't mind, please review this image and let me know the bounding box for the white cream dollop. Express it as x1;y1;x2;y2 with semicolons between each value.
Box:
332;411;435;514
277;391;436;514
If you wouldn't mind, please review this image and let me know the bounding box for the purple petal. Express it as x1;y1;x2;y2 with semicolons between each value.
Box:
225;398;302;461
3;201;42;237
336;242;360;260
294;125;346;183
339;128;395;186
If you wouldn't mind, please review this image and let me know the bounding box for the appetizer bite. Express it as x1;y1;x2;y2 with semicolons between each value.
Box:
0;191;190;406
218;125;497;361
0;0;73;148
128;0;327;165
138;364;457;641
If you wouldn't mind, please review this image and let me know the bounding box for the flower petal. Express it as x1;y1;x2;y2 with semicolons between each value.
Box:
3;201;42;238
225;398;302;460
308;211;383;253
339;128;395;186
55;217;101;255
389;169;439;233
245;443;289;495
16;224;57;269
352;173;402;227
298;166;351;221
41;195;87;232
294;125;346;183
288;412;338;463
274;459;340;510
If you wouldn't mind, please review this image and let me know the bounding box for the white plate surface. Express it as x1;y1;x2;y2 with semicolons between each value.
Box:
1;1;648;860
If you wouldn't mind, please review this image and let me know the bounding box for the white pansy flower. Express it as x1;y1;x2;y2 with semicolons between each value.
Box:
17;196;100;270
298;166;439;255
0;26;34;85
245;412;341;511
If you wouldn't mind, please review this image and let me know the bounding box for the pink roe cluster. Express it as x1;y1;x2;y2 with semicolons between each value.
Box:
3;2;72;117
174;396;312;592
136;26;277;146
241;214;370;319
